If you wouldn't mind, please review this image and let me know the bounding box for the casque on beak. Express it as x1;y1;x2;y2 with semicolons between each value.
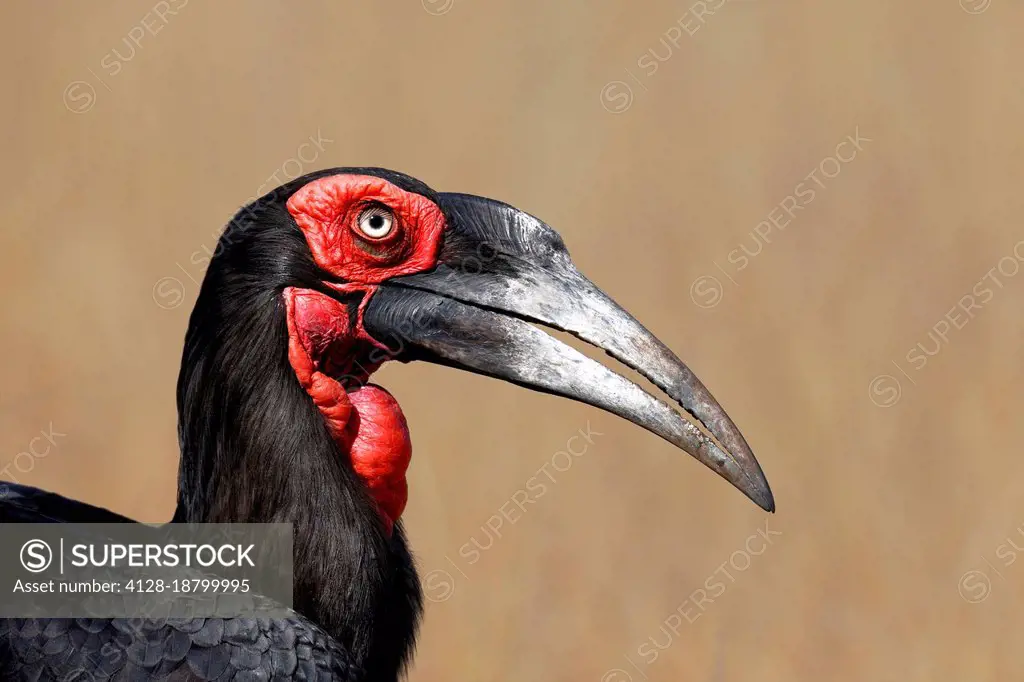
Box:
362;193;774;512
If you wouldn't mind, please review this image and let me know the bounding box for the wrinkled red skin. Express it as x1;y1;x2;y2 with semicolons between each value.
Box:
286;174;446;283
283;175;446;534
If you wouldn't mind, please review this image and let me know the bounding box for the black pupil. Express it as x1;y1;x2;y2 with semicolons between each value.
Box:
367;214;385;230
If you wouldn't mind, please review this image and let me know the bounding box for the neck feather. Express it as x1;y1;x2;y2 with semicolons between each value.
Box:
172;214;422;679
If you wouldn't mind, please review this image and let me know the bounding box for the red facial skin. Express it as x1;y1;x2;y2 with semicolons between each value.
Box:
283;175;447;534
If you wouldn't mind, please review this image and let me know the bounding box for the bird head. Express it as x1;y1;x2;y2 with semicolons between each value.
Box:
173;166;774;677
177;167;773;530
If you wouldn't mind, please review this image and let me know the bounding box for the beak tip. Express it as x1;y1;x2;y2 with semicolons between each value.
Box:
748;478;775;513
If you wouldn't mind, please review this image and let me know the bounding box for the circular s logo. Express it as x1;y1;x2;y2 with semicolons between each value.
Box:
422;569;456;603
152;276;185;310
20;539;53;572
422;0;455;15
600;81;634;114
868;374;902;408
62;81;97;114
689;275;724;309
959;0;991;14
958;569;991;603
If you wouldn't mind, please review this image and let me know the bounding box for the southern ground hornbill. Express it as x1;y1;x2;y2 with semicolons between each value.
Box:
0;168;773;680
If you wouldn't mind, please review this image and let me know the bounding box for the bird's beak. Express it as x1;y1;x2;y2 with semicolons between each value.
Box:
362;193;774;512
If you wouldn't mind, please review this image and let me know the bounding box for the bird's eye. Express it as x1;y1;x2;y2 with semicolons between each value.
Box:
356;206;395;239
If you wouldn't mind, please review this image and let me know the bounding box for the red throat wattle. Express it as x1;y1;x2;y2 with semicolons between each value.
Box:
285;287;412;535
281;175;447;534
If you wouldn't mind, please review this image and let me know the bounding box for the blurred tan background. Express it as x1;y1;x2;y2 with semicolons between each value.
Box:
2;0;1023;679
